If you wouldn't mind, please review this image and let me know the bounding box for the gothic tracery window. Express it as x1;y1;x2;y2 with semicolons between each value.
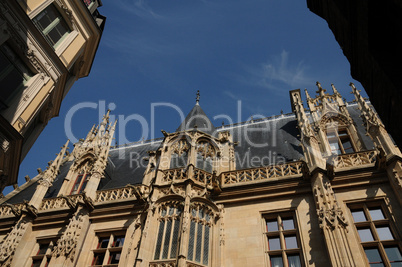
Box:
154;203;183;260
187;203;213;266
196;141;215;173
170;140;190;169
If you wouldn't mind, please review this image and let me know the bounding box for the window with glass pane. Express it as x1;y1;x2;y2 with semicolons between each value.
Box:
0;44;33;109
349;202;402;267
170;140;190;169
326;128;355;155
187;204;212;266
70;173;90;195
170;151;188;169
154;205;182;260
92;232;125;266
33;4;71;48
31;239;56;267
264;213;303;267
195;141;214;173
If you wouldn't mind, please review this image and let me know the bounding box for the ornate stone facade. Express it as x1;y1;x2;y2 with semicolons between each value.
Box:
0;85;401;267
0;0;105;191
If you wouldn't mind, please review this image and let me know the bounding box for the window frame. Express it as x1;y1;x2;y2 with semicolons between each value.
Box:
348;201;402;267
91;231;126;267
32;3;71;49
187;203;213;266
262;211;304;267
30;238;58;267
70;173;90;195
326;127;356;155
153;204;183;261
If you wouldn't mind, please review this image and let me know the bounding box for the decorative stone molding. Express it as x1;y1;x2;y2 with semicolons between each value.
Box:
52;208;88;260
149;260;176;267
0;215;30;266
172;140;190;156
332;149;377;169
196;141;215;159
220;161;303;186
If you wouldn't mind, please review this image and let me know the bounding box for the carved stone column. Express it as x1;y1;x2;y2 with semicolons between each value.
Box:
50;198;93;267
312;172;356;267
177;183;191;267
0;211;34;267
121;214;143;266
386;159;402;207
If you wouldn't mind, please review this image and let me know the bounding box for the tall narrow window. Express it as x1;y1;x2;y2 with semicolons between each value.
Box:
31;239;57;267
70;173;90;195
154;205;182;260
326;128;355;155
0;44;33;109
187;204;212;266
170;140;189;169
33;4;71;48
264;213;303;267
196;141;214;173
349;202;402;267
92;232;125;266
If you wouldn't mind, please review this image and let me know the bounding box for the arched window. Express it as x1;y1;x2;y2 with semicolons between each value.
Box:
154;203;183;260
188;204;213;266
170;140;190;169
196;141;215;173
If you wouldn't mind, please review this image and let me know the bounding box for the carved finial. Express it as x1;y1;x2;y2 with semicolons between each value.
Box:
316;81;326;97
331;83;339;95
25;175;30;182
304;88;311;100
196;90;200;105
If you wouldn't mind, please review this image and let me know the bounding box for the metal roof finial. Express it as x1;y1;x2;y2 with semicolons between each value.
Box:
196;90;200;105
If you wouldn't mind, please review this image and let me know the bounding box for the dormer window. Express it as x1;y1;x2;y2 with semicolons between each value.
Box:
70;173;89;195
326;128;355;155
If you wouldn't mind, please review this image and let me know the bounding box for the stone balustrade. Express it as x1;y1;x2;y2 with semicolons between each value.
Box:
220;161;304;186
333;149;377;169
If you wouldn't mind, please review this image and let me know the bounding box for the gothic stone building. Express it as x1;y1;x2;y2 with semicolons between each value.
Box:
0;83;401;267
0;0;105;191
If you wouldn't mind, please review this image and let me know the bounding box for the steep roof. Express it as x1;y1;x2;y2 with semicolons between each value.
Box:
176;103;216;136
3;103;375;204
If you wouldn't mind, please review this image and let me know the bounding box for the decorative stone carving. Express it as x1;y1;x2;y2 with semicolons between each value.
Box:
172;140;190;156
196;141;215;159
52;208;87;260
0;215;30;266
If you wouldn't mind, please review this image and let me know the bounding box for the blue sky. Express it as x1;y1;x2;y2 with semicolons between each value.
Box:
5;0;368;194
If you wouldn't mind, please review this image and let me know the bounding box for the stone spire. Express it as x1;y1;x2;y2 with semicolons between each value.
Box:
29;140;69;209
196;90;200;105
351;83;401;158
290;89;325;170
176;92;216;135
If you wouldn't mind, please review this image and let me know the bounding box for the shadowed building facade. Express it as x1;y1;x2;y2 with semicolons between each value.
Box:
0;0;105;193
0;83;401;267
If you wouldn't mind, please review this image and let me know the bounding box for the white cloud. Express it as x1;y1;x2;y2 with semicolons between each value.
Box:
242;50;313;92
114;0;164;20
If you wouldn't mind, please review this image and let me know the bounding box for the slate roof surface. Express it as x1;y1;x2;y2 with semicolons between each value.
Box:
177;103;216;136
3;103;375;204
